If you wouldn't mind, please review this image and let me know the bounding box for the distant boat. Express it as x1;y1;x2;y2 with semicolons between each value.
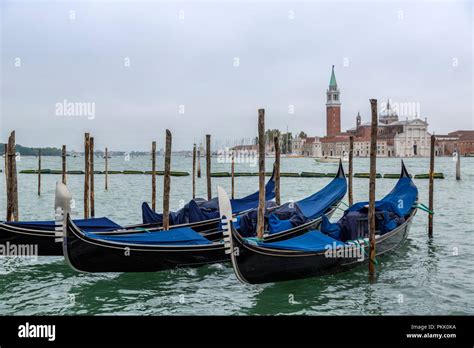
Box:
315;156;348;163
284;154;304;158
103;155;111;159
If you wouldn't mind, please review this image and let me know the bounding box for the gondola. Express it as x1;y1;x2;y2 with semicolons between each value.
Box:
62;162;347;273
0;171;276;256
221;161;418;284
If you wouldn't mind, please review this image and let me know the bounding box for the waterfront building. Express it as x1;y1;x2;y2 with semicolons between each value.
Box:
435;131;474;156
312;67;432;157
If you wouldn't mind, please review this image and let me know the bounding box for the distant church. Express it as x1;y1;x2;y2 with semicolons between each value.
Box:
316;66;431;157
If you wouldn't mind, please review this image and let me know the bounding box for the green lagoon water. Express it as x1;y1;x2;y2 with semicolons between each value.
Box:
0;156;472;315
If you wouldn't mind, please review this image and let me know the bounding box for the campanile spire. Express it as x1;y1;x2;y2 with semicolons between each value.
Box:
326;65;341;137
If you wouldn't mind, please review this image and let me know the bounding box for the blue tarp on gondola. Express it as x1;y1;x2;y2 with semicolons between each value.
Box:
253;230;345;252
346;177;418;217
86;226;212;245
141;172;276;225
4;217;122;232
237;174;347;236
296;176;347;219
321;170;418;242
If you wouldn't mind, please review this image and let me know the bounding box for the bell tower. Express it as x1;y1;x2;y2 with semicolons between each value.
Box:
356;111;361;132
326;65;341;137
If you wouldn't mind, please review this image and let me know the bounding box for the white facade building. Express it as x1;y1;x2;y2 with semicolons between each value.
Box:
393;118;430;157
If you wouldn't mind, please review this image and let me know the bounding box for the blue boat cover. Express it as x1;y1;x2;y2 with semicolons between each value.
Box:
236;175;347;236
321;174;418;242
142;173;276;225
346;176;418;217
253;230;345;252
86;226;212;245
296;176;347;219
4;217;122;232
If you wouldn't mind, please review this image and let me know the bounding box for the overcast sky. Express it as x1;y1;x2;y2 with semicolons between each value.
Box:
1;0;472;151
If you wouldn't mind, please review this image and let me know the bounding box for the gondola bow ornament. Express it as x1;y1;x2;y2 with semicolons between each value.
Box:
54;181;73;241
217;186;234;255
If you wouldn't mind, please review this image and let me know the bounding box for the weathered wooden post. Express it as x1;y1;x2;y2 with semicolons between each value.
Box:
5;143;9;221
455;147;461;180
231;149;235;199
104;147;108;190
62;145;67;185
37;149;42;196
84;133;90;219
348;135;354;206
197;144;201;178
89;137;95;218
151;141;157;211
257;109;266;240
192;144;196;199
206;134;211;200
428;135;435;237
368;99;378;278
274;136;281;206
3;144;8;193
6;131;19;221
163;130;172;230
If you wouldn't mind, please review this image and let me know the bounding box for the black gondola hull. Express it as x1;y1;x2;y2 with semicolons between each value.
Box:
230;211;415;284
63;206;338;273
64;217;229;272
0;224;62;256
0;216;222;257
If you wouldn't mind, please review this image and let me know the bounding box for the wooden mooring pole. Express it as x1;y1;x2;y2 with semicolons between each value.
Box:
348;135;354;206
37;149;41;196
62;145;67;185
163;130;172;230
104;147;108;190
231;149;235;199
368;99;378;279
6;131;19;221
197;144;201;178
456;148;461;180
428;134;435;237
257;109;265;240
84;133;90;219
192;144;196;199
206;134;211;200
3;144;7;193
274;136;281;206
151;141;157;211
89;137;95;218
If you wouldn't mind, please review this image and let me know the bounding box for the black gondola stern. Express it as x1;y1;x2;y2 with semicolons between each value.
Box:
400;160;410;178
336;158;345;178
